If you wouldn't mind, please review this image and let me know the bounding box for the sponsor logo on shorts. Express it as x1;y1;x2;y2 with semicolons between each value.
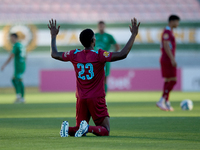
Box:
64;51;70;57
103;51;110;58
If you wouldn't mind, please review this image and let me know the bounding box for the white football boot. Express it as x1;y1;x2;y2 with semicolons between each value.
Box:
156;97;168;111
75;120;89;137
14;98;21;104
165;101;174;111
14;98;25;104
60;121;69;137
14;94;22;103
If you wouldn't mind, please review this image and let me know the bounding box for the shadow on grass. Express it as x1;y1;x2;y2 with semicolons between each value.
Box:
107;135;200;142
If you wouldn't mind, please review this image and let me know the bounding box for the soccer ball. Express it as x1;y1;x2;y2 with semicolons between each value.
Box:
180;99;193;111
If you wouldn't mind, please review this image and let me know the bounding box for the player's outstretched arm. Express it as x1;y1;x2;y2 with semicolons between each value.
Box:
1;54;14;71
48;19;64;61
111;18;140;62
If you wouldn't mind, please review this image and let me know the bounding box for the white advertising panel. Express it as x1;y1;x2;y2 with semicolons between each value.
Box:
0;26;199;48
182;68;200;91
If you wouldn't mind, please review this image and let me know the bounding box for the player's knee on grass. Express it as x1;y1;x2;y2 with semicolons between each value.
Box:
88;125;109;136
100;117;110;134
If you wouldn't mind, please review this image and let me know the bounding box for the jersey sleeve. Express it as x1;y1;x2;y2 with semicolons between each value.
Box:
109;34;117;45
98;49;113;63
62;50;74;62
162;30;171;41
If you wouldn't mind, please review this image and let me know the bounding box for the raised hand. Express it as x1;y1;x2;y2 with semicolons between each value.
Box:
48;19;60;37
129;18;140;36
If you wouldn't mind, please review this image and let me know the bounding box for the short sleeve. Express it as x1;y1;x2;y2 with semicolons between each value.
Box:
98;49;113;63
109;35;117;45
162;31;171;41
62;50;73;62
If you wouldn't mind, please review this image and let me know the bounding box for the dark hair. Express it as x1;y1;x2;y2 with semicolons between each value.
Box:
79;29;94;48
98;21;105;25
168;15;180;22
10;33;18;39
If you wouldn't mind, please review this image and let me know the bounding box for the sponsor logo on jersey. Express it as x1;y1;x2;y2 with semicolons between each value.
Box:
103;51;110;58
2;25;37;52
163;33;169;39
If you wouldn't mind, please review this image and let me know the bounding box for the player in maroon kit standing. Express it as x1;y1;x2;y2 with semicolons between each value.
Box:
156;15;180;111
48;18;140;137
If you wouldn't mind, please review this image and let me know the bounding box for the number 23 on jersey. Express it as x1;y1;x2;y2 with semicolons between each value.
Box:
77;63;94;80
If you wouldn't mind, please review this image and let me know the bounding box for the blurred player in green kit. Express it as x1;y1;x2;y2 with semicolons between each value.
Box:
1;33;26;103
95;21;120;93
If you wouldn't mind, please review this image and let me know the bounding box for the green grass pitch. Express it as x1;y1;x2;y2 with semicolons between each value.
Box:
0;90;200;150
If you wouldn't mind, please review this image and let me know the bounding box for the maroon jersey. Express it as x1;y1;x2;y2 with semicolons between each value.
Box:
160;26;176;62
62;49;112;99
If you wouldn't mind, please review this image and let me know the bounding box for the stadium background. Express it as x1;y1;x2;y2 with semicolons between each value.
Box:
0;0;200;92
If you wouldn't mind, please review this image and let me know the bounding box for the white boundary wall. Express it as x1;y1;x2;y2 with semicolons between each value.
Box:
182;68;200;91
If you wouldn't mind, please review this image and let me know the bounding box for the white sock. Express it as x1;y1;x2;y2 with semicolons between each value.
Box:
16;94;21;99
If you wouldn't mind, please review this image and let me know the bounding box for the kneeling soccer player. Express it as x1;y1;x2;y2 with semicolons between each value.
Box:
48;18;140;137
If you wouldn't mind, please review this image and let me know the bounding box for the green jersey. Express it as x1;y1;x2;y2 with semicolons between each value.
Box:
12;42;26;72
94;32;117;51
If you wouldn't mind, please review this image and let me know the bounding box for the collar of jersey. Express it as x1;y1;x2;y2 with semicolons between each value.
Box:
166;26;171;31
83;49;98;54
